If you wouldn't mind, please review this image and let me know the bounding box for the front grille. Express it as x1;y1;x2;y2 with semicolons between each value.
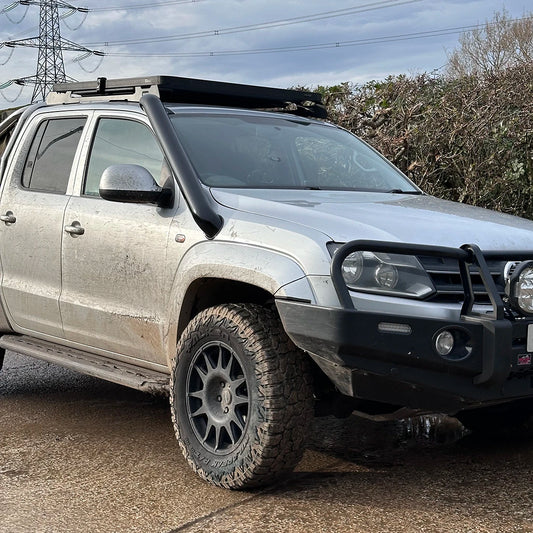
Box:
418;255;507;304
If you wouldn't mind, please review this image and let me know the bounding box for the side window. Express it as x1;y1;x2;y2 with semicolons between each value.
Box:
21;117;86;194
84;118;168;196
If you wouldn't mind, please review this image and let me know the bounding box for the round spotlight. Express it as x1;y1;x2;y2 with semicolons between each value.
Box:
435;330;454;356
508;261;533;316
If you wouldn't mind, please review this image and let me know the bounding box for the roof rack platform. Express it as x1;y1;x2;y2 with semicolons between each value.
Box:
48;75;327;118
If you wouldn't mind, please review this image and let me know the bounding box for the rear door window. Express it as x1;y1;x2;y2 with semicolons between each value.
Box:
21;117;86;194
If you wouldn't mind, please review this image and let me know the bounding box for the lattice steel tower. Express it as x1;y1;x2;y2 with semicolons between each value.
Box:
2;1;100;102
33;0;66;102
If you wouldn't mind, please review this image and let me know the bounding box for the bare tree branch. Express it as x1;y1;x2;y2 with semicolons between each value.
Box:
446;10;533;78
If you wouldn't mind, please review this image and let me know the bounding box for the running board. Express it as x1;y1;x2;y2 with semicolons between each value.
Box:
0;335;169;395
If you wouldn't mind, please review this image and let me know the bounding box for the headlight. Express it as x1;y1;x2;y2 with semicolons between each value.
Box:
374;263;398;289
342;251;363;285
329;245;435;299
506;260;533;315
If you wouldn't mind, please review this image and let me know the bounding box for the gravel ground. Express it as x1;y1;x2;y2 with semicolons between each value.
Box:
1;351;532;533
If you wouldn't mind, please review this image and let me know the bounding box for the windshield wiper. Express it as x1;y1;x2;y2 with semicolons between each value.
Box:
386;189;422;195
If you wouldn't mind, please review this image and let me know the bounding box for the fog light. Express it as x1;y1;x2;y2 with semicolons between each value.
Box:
508;261;533;316
435;330;454;356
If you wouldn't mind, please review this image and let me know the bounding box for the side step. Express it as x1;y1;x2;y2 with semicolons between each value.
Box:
0;335;169;395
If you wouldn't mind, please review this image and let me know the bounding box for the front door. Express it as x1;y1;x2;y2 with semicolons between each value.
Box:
60;116;177;364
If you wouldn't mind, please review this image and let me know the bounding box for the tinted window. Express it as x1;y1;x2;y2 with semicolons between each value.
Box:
84;118;167;196
21;118;85;193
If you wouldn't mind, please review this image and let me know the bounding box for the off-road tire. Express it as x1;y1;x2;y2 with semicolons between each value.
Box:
170;303;314;489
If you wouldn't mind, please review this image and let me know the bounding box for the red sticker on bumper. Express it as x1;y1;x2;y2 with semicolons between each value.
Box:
518;354;532;366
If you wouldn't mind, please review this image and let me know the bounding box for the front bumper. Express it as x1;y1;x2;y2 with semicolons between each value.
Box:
276;241;533;413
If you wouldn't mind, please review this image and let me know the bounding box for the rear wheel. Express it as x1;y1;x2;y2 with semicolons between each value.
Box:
170;303;314;489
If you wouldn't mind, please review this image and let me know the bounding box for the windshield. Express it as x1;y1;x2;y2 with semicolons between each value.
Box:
170;113;419;192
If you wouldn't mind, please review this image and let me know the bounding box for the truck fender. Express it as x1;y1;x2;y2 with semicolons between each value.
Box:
165;241;316;357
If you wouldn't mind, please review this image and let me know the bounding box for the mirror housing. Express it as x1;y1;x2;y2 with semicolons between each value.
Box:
99;164;172;207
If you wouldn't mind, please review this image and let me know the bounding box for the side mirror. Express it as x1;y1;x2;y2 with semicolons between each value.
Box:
99;164;172;207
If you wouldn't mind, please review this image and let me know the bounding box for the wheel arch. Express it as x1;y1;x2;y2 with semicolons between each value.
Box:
168;241;316;347
176;277;273;341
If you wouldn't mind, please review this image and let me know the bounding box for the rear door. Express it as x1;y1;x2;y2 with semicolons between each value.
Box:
0;113;87;336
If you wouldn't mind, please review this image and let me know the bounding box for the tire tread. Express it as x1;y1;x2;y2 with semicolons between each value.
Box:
170;303;313;489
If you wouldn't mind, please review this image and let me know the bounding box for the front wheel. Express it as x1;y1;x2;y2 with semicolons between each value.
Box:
170;303;314;489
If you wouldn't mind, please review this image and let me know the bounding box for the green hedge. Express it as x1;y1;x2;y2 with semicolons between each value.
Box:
319;65;533;219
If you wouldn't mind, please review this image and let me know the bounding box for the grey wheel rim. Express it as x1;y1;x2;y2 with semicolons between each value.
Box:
186;341;250;454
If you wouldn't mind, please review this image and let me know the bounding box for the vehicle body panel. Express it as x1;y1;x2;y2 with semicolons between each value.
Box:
60;195;177;363
211;189;533;252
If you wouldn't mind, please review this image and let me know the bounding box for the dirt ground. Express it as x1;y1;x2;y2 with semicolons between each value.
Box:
1;351;532;533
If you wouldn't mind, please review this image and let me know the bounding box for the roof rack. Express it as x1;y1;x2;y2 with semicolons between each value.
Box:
47;75;327;119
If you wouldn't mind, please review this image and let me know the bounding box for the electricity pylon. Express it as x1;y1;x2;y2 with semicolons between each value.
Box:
2;1;102;102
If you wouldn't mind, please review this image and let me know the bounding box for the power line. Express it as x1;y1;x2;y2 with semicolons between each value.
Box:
89;0;209;12
1;1;94;39
101;19;532;58
1;0;89;37
83;0;422;46
0;0;205;46
0;1;29;23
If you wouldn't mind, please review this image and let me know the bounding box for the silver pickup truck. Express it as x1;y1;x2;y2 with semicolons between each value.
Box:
0;76;532;489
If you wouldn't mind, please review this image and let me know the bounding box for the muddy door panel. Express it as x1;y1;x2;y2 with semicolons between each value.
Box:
0;116;86;337
0;188;68;336
60;196;176;363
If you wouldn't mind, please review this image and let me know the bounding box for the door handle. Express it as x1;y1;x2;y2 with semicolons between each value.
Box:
0;212;16;224
64;222;85;236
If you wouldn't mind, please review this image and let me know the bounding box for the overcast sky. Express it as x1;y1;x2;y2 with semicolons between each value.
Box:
0;0;531;106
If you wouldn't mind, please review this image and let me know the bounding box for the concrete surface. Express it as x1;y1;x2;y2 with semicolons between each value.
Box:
1;351;532;533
